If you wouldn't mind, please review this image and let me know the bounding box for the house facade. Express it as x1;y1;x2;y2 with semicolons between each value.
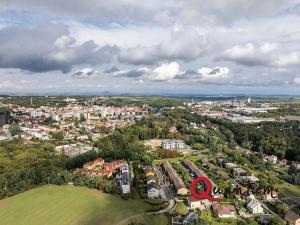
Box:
161;139;185;150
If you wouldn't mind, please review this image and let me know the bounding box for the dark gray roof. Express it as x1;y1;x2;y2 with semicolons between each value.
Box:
122;172;129;185
147;182;160;191
183;212;197;224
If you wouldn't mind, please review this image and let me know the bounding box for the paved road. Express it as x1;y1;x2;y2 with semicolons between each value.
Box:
147;199;176;215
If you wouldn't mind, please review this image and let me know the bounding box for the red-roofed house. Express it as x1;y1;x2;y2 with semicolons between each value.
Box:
212;204;236;218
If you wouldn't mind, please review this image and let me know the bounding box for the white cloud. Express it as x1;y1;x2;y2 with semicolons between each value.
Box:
151;62;180;81
221;43;275;66
273;52;300;67
0;80;16;89
294;77;300;85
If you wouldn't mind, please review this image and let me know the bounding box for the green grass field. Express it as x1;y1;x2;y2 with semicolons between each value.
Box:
0;185;168;225
174;202;188;215
277;182;300;197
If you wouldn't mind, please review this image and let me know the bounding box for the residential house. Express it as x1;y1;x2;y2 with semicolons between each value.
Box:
285;210;300;225
247;200;263;214
265;155;278;164
183;212;197;224
147;182;160;199
83;158;104;169
225;162;237;169
258;215;272;225
146;175;156;184
187;196;211;210
212;204;236;218
233;167;247;177
243;176;259;183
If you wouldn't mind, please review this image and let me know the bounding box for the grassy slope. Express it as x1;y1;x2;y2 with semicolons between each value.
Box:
277;182;300;197
0;185;168;225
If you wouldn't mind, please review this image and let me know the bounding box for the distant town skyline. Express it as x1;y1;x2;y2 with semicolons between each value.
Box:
0;1;300;94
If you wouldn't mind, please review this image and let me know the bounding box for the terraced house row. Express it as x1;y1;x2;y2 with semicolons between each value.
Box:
162;160;188;195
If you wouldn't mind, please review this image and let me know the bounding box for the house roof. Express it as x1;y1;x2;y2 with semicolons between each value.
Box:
285;210;300;223
147;182;160;191
244;176;259;182
183;212;197;223
247;200;262;210
183;159;216;186
233;167;247;173
225;162;237;168
146;175;156;181
258;215;272;224
212;204;235;215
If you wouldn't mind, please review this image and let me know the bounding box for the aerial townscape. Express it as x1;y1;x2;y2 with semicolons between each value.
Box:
1;1;300;225
0;96;299;225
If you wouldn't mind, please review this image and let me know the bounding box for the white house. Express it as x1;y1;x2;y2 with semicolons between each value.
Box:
188;196;211;210
247;200;264;214
243;176;259;183
161;139;185;150
120;163;130;194
224;162;237;169
147;182;160;199
265;155;277;164
212;204;236;218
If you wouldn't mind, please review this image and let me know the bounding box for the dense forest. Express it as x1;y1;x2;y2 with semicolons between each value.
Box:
0;140;66;198
215;120;300;161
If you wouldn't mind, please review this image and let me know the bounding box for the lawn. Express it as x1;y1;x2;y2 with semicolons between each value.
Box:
277;182;300;197
0;185;168;225
174;201;188;215
153;156;184;165
200;210;237;225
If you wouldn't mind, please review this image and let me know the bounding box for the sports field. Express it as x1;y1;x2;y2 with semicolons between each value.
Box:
0;185;168;225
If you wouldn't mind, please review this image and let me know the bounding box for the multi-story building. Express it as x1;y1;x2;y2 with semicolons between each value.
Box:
161;139;185;150
120;163;130;194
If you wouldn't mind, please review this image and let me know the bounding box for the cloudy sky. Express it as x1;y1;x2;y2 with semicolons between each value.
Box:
0;0;300;95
